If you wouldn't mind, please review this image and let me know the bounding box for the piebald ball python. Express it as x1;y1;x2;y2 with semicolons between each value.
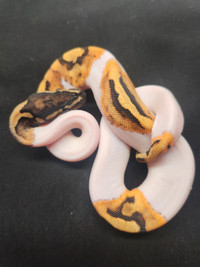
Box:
9;46;195;233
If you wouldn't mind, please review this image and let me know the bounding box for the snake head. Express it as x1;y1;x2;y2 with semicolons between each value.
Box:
20;88;86;125
9;88;86;145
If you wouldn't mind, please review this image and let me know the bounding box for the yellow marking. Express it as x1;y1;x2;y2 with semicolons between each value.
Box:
66;88;81;94
101;59;154;133
9;101;34;146
136;132;174;162
122;202;135;217
34;98;46;109
64;96;83;110
37;46;105;92
37;69;64;92
94;188;166;233
35;117;44;123
45;109;62;121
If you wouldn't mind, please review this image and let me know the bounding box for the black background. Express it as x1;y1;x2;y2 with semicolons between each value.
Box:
1;0;200;266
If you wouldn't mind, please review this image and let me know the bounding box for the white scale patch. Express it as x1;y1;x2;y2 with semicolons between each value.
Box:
86;50;115;113
61;78;73;89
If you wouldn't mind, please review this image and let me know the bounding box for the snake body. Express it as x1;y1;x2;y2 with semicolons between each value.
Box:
10;46;195;233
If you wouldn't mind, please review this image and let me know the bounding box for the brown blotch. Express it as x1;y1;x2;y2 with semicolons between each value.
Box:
45;80;50;91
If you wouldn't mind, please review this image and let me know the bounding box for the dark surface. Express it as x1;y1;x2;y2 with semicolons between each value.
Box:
1;0;200;266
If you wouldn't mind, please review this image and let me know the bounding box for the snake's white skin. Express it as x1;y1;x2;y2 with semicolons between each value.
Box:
33;85;195;232
14;49;195;232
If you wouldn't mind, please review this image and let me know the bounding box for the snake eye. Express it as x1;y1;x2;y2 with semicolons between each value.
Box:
20;89;86;125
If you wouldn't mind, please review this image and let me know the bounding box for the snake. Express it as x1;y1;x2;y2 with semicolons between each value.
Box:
9;46;195;233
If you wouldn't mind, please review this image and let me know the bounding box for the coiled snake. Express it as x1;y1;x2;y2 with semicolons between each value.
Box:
9;46;195;233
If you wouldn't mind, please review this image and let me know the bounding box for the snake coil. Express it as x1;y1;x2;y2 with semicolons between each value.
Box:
9;46;195;233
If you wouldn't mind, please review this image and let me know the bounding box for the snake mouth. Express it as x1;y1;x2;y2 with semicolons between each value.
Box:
10;89;86;145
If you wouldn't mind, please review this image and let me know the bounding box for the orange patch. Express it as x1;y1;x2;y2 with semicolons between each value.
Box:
136;132;174;162
9;101;34;145
37;46;105;92
101;59;154;134
94;188;166;233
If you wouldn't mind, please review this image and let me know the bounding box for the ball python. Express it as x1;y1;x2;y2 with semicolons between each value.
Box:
9;46;195;233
